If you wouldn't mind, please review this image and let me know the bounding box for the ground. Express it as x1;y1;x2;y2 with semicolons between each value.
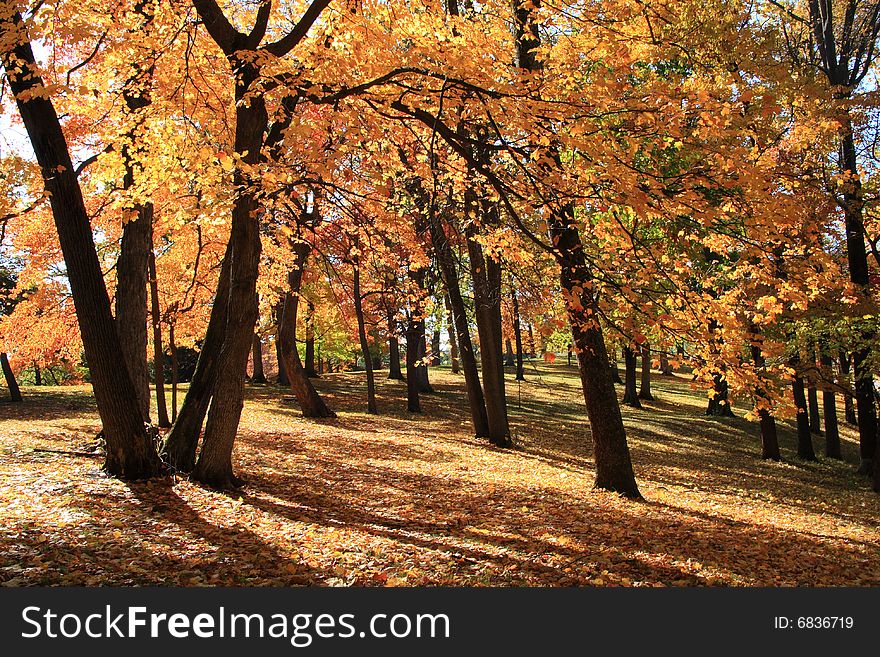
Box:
1;363;878;587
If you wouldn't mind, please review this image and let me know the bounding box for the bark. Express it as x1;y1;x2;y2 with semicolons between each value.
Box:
387;311;404;380
444;294;460;374
275;301;290;386
610;346;623;384
169;322;179;424
550;207;640;497
840;125;877;475
465;207;509;447
622;346;641;408
660;351;674;376
504;338;515;367
278;243;335;419
818;351;841;459
431;327;442;366
511;287;525;381
407;268;433;395
33;362;41;387
1;353;22;402
405;314;422;413
839;351;857;425
792;362;817;461
807;385;821;435
428;209;489;436
750;337;780;461
527;323;536;358
116;206;152;422
304;301;318;377
251;331;266;383
163;246;231;472
1;15;162;478
639;343;653;401
706;371;735;417
148;250;170;428
353;262;377;414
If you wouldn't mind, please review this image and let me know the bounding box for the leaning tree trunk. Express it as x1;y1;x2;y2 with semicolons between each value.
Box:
511;287;525;381
750;335;780;461
1;353;23;402
622;346;641;408
791;360;817;461
639;343;653;401
148;249;170;428
163;245;230;472
278;243;335;419
353;262;377;414
550;206;640;497
428;207;489;436
1;16;161;478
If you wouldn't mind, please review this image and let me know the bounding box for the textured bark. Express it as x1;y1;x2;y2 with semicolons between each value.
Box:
148;250;170;428
163;247;230;472
792;361;817;461
622;346;641;408
1;353;22;402
304;301;318;377
639;343;653;401
465;210;509;447
551;208;640;497
278;244;335;419
444;294;460;374
428;209;489;436
387;311;404;380
511;287;525;381
839;352;857;425
274;301;290;386
116;207;152;422
1;16;161;478
750;336;780;461
807;385;821;435
353;263;377;414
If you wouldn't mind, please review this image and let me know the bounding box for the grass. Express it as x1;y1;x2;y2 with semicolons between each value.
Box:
1;362;878;587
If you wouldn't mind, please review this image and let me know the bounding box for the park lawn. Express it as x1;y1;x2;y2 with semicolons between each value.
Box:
1;363;878;587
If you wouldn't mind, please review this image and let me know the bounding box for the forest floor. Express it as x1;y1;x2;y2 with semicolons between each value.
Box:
1;362;878;587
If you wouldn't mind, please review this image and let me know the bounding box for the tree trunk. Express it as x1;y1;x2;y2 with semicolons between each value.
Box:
550;207;640;497
353;262;377;414
791;362;817;461
251;331;266;383
1;353;22;402
639;343;653;401
148;250;170;428
278;244;335;419
511;287;525;381
163;245;231;472
504;338;515;367
819;352;841;459
660;351;674;376
527;323;536;358
1;17;161;478
466;213;509;447
444;294;460;374
116;206;152;422
840;125;878;475
405;314;422;413
706;371;734;417
839;351;857;425
807;385;821;435
169;322;179;424
33;361;41;387
408;268;434;395
275;301;290;386
387;311;404;380
304;300;318;378
427;208;489;436
610;345;623;384
622;346;641;408
750;336;780;461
